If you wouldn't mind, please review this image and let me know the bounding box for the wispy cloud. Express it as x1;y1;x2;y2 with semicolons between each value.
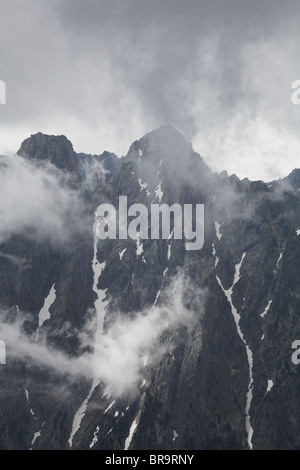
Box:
0;154;87;245
0;272;205;396
1;1;300;179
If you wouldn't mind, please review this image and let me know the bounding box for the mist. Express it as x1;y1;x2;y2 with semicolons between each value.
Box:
1;1;300;180
0;272;205;397
0;154;87;246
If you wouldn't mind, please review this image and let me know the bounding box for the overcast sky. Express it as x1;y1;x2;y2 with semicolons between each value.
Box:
1;0;300;180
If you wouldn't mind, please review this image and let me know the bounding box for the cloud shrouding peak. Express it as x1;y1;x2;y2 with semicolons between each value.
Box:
1;1;300;180
0;153;85;246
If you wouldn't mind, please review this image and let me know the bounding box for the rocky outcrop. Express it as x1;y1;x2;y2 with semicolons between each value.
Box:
17;132;79;176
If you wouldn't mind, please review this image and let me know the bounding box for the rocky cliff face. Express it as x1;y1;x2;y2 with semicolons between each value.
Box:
0;127;299;450
18;132;79;176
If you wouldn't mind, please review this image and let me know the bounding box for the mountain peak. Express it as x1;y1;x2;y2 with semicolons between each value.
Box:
126;125;193;163
145;124;189;141
17;132;78;174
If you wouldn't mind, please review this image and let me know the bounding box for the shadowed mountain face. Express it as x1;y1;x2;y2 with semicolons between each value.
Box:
0;127;300;450
18;132;79;176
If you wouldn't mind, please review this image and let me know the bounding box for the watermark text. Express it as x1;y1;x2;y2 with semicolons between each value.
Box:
0;340;6;365
95;197;204;251
0;80;6;104
291;80;300;104
291;340;300;364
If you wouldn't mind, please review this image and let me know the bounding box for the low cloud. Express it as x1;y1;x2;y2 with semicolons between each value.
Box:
1;1;300;180
0;154;88;246
0;273;205;397
77;156;108;193
93;272;204;395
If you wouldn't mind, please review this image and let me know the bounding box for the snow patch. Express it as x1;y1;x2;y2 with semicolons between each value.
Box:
119;248;127;260
68;377;100;448
89;426;100;449
215;222;222;240
212;243;219;268
138;178;148;192
172;430;179;442
92;211;108;343
297;229;300;236
35;284;56;341
155;182;163;203
267;380;273;393
260;300;272;318
25;388;37;420
153;290;160;307
105;428;113;437
136;234;144;256
16;304;20;327
167;230;173;261
276;253;282;267
124;416;139;450
30;431;41;449
167;243;172;260
29;422;45;449
233;253;246;285
104;400;116;414
216;252;254;450
68;210;108;448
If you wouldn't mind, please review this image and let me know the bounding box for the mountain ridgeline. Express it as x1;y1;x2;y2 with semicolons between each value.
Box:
0;126;300;450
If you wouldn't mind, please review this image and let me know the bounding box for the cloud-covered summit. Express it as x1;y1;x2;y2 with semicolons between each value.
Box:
1;1;300;180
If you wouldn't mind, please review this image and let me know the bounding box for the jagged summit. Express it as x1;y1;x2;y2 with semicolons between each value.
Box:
286;168;300;190
17;132;78;175
124;125;211;191
75;150;122;177
126;125;193;163
144;125;190;144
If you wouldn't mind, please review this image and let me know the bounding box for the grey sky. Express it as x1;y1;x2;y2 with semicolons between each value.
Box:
1;0;300;180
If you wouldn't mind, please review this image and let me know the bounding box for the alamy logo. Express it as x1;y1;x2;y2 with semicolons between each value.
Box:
291;340;300;365
291;80;300;105
0;80;6;104
0;340;6;365
95;196;204;250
